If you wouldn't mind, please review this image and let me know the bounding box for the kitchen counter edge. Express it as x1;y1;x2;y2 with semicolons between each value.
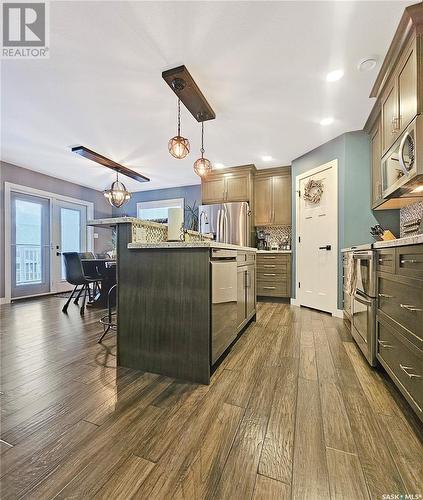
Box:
128;241;257;252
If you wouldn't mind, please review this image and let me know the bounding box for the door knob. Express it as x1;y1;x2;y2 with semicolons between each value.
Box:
319;245;331;251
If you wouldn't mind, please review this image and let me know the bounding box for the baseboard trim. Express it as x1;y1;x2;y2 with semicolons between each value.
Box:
332;309;344;319
290;298;300;307
0;297;11;305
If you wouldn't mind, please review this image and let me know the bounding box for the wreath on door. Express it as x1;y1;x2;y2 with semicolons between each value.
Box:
303;178;323;204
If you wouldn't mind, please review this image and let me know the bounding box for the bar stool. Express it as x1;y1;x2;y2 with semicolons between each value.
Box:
99;284;117;343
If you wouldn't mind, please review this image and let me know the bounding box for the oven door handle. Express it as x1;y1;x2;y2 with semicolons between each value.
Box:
353;293;372;306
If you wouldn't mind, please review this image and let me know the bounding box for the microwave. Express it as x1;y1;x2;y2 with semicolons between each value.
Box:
382;114;423;199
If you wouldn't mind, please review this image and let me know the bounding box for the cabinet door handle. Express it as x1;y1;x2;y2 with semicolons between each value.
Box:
400;364;422;379
263;265;276;268
263;286;276;289
400;303;422;312
400;259;418;264
263;256;276;260
263;273;276;276
378;339;393;348
378;293;393;298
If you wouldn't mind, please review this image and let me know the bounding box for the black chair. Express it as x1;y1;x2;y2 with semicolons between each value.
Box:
78;252;102;299
62;252;102;315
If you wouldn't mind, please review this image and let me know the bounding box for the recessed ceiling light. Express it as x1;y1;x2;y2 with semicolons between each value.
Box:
214;163;225;169
320;117;334;126
262;155;273;162
358;58;377;72
326;69;344;82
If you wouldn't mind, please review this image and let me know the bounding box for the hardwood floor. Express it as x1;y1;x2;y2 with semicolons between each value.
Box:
1;296;422;499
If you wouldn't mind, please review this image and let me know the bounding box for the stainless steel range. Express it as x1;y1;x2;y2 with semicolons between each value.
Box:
351;247;377;366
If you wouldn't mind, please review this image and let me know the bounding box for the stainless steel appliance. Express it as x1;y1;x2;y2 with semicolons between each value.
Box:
382;115;423;200
199;202;250;247
210;249;238;364
351;248;377;366
256;228;267;250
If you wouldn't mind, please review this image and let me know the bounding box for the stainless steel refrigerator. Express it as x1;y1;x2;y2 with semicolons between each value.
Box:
199;202;251;247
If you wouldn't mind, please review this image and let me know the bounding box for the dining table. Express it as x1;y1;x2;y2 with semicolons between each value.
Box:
81;258;116;308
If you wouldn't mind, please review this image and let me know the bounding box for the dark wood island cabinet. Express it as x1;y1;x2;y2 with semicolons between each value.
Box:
117;242;257;384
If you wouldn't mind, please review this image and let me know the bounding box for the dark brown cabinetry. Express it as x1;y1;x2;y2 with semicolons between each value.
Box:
376;244;423;421
254;167;291;226
256;253;291;298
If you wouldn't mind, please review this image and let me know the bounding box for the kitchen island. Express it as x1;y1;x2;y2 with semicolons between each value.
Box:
117;241;257;384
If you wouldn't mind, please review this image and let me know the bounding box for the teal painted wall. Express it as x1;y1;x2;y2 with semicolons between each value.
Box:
291;130;400;308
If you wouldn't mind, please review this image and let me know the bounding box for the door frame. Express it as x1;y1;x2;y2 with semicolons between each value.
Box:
4;182;94;302
294;159;340;316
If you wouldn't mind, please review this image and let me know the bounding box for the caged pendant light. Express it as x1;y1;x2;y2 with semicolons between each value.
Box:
193;121;212;177
103;171;131;208
168;98;190;159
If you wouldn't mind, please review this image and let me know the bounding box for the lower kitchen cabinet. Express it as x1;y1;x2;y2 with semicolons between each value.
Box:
256;253;291;298
375;243;423;422
237;251;256;330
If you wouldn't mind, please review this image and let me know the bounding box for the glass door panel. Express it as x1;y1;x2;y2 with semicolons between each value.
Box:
11;192;50;298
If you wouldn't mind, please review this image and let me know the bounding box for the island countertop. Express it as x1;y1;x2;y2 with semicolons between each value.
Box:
128;241;257;252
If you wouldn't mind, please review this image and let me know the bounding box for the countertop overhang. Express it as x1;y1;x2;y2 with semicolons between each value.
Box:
128;241;257;252
372;234;422;248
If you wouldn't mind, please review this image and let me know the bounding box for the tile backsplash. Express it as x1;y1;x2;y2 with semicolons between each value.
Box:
255;225;292;248
400;201;423;237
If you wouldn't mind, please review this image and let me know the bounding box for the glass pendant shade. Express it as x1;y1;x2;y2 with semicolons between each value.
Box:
103;177;131;208
193;157;212;177
193;121;212;177
168;135;190;159
169;99;189;159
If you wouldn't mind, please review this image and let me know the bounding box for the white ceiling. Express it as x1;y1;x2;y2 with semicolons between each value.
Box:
1;1;415;192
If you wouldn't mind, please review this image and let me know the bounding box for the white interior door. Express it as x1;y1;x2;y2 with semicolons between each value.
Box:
297;160;338;314
52;200;87;292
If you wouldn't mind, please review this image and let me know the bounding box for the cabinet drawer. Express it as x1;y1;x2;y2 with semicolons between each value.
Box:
378;276;423;346
396;245;423;280
257;254;290;264
237;251;256;266
377;249;395;273
257;282;289;297
257;272;288;284
377;320;422;416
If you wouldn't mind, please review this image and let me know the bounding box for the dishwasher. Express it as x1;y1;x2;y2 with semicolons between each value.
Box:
210;249;238;364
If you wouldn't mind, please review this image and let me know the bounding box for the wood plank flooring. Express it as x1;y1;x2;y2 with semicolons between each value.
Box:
1;296;422;499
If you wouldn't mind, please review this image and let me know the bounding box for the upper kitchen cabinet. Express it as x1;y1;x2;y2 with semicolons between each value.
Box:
364;4;423;209
371;117;383;208
254;167;291;226
201;165;255;204
381;39;418;155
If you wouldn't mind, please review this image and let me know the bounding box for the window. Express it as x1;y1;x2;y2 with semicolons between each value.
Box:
136;198;184;224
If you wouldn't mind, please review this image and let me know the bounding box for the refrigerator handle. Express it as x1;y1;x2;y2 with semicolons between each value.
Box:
216;208;222;242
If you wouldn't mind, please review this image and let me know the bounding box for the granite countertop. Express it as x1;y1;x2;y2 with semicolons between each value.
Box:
87;217;144;227
128;241;257;252
341;244;373;252
372;233;423;248
257;250;292;254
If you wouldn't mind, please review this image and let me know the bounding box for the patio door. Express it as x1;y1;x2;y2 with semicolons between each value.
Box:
11;192;51;298
52;200;88;293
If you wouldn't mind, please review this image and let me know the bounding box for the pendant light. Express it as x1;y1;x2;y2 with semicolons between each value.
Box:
103;172;131;208
168;98;190;159
193;121;212;177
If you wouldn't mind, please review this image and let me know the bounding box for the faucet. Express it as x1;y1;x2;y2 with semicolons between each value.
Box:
199;211;209;241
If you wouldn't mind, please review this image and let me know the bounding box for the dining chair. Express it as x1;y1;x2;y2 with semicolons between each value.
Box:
62;252;102;315
78;252;102;300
